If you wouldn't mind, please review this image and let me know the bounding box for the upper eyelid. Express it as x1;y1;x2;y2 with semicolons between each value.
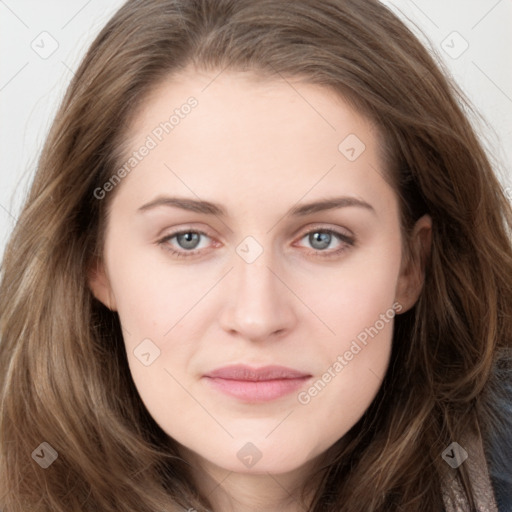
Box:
160;229;213;245
160;224;353;237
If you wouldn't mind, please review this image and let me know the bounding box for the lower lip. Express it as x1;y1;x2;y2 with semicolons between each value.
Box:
203;376;311;402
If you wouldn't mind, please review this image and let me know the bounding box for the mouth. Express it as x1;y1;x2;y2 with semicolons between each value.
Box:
202;364;312;402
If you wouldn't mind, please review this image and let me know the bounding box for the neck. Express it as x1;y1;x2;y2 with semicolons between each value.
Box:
181;447;324;512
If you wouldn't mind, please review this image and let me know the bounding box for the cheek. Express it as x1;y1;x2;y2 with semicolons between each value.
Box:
106;252;207;434
106;242;209;341
103;242;210;405
292;235;402;444
289;304;396;466
306;235;403;343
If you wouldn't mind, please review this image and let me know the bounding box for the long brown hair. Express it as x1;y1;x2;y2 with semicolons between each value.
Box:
1;0;511;510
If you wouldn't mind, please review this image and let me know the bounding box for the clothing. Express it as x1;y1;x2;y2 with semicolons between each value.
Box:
485;352;512;511
442;352;512;511
442;433;498;511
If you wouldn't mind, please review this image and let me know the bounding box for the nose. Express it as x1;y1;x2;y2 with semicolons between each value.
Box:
218;247;298;343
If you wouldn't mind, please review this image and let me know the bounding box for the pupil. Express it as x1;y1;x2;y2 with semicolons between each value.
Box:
311;232;330;250
178;232;199;249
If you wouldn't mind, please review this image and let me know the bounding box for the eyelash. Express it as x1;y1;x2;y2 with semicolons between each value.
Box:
157;227;355;260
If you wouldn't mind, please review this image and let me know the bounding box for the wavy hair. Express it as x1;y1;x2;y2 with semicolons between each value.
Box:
1;0;511;510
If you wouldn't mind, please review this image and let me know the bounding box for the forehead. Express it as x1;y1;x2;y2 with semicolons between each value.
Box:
127;68;379;150
112;69;394;218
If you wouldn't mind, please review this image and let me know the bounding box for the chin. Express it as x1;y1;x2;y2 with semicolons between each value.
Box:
210;442;317;475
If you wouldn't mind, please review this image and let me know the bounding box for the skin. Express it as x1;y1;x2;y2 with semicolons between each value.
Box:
89;68;431;512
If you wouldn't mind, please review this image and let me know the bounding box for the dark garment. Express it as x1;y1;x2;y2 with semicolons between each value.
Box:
485;351;512;511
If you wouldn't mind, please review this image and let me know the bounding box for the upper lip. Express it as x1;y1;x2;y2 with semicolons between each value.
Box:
204;364;310;381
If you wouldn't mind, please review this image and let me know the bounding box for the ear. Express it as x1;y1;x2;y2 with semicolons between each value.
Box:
395;214;432;314
87;258;117;311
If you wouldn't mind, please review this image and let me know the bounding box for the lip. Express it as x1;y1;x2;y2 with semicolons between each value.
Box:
202;364;312;402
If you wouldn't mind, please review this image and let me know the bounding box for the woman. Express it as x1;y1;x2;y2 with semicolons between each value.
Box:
1;0;511;510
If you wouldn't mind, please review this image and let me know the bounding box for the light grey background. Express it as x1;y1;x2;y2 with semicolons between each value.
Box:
1;0;511;260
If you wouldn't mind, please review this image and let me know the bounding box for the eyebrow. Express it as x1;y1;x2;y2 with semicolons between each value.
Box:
137;195;376;217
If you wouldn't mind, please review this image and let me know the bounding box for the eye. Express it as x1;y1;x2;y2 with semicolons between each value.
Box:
157;226;355;260
296;227;355;258
158;229;213;258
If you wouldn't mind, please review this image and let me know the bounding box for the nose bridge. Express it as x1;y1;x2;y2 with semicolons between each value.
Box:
236;250;276;303
218;236;296;340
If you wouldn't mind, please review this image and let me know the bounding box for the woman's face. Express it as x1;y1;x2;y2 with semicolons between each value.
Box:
90;69;429;477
